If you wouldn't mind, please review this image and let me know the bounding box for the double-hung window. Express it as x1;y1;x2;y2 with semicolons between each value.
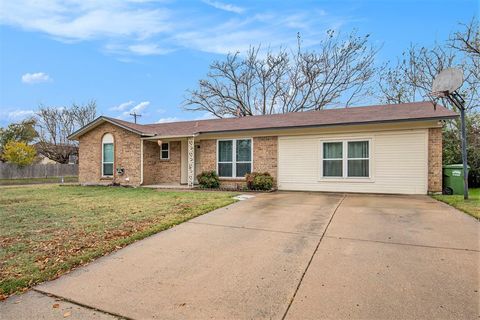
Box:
322;140;370;178
217;139;252;178
160;142;169;160
102;134;114;177
347;141;369;177
323;142;343;177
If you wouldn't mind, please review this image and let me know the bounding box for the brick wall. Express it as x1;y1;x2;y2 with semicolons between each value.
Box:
428;127;443;193
78;122;141;186
198;136;278;189
253;136;278;183
199;139;216;173
143;140;182;185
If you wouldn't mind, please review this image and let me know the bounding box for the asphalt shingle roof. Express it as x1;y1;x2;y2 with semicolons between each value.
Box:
106;101;457;137
70;101;457;139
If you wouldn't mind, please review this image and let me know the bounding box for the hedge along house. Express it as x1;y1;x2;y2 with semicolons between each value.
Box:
68;102;457;194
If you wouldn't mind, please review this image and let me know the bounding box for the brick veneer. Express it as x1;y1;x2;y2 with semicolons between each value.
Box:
428;127;443;193
253;136;278;181
143;140;182;185
78;122;141;186
198;136;278;189
199;139;216;174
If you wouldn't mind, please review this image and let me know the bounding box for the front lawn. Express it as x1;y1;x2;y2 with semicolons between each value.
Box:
432;188;479;219
0;185;237;299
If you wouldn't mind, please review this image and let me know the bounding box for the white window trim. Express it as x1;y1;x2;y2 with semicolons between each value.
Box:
160;142;170;160
217;138;253;179
321;140;344;178
319;138;373;182
101;136;114;178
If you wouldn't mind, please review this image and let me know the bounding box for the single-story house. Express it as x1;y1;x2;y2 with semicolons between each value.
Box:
68;101;457;194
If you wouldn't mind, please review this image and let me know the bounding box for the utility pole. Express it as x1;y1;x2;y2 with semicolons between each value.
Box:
130;112;142;124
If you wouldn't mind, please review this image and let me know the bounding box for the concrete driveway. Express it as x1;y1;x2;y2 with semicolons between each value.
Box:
2;192;479;319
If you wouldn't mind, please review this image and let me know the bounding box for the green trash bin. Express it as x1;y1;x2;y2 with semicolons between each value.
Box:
443;164;470;195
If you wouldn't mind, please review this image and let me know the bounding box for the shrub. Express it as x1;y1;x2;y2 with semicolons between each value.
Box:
197;170;220;188
245;172;274;190
2;141;36;166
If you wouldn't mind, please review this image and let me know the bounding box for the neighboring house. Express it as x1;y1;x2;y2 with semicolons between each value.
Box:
36;154;58;165
68;102;457;194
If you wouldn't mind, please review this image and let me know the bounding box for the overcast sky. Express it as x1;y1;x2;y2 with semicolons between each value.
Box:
0;0;476;126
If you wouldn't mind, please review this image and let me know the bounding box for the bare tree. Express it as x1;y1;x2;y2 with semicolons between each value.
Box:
449;18;480;89
36;101;97;163
378;43;479;112
379;18;479;112
184;30;379;117
450;18;480;57
72;100;97;128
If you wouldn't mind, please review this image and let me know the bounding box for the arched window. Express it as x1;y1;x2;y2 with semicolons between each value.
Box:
102;133;114;176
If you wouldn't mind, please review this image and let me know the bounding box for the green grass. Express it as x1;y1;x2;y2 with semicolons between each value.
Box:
0;176;78;185
432;188;480;219
0;185;237;299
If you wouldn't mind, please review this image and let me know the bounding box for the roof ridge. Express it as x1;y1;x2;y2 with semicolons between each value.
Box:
140;101;438;126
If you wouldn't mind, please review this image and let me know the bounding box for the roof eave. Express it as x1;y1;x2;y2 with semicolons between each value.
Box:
141;133;198;140
68;116;154;140
195;115;458;135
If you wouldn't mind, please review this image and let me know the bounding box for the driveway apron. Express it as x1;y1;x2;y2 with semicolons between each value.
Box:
34;192;343;320
285;194;479;320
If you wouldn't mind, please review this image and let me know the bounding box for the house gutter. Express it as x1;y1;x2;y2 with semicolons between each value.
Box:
141;134;200;140
140;139;144;185
193;115;458;136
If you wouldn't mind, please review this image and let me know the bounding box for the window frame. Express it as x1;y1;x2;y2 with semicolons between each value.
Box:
347;141;370;178
101;134;114;178
321;141;344;178
160;142;170;160
319;138;373;181
216;138;253;179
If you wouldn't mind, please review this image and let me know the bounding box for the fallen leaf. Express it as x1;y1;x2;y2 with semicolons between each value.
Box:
53;303;60;308
63;311;71;317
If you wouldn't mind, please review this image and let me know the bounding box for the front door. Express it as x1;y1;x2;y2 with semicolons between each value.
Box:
194;143;201;184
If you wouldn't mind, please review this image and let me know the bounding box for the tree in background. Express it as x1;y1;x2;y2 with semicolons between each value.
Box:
377;18;479;186
443;113;480;187
184;30;378;117
36;100;97;163
377;43;478;110
0;119;38;161
2;141;36;166
449;18;480;70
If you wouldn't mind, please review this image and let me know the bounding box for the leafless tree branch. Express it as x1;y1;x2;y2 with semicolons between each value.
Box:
184;30;378;117
36;101;97;163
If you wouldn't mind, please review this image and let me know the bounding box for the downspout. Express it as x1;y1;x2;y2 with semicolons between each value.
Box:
140;138;144;185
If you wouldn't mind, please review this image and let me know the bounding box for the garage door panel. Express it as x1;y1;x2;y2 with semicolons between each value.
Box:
278;130;427;194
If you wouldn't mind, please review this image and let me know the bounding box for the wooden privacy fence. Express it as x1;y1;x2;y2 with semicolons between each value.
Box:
0;163;79;179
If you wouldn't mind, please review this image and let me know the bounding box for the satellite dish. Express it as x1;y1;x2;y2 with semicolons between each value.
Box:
431;68;463;96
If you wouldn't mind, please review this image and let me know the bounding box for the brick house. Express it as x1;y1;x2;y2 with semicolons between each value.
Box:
68;102;457;194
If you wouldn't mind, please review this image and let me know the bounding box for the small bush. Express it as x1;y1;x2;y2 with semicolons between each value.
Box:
197;171;220;188
245;172;274;190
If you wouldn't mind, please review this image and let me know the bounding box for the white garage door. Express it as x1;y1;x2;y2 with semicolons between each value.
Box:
278;129;428;194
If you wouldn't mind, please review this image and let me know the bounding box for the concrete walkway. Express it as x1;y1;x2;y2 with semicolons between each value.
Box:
1;192;478;319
